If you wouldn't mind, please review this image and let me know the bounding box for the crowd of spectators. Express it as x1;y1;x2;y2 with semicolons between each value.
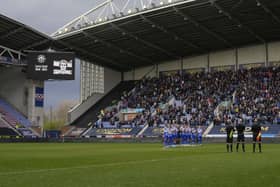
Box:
95;66;280;128
215;67;280;125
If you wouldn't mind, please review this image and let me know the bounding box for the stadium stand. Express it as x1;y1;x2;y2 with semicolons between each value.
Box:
70;80;136;128
0;98;38;137
0;118;19;136
0;98;31;127
93;70;235;128
214;67;280;126
1;0;280;141
82;66;279;138
0;118;8;128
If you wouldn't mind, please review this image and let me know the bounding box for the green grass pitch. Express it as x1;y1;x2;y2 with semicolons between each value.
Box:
0;143;279;187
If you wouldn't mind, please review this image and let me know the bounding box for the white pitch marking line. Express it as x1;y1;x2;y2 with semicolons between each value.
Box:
0;156;187;176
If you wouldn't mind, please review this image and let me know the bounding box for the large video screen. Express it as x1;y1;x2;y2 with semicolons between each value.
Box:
27;51;75;80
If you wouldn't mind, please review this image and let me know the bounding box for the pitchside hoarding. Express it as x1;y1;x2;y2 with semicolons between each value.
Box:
27;51;75;80
207;125;280;138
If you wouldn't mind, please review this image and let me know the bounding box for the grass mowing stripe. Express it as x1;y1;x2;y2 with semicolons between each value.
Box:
0;156;189;176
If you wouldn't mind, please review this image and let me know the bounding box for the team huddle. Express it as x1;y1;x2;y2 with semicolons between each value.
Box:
226;119;262;153
163;125;203;146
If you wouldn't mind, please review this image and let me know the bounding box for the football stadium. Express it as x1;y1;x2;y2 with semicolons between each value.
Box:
0;0;280;186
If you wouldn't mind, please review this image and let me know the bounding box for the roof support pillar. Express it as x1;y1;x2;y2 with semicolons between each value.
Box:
235;48;238;70
265;42;269;67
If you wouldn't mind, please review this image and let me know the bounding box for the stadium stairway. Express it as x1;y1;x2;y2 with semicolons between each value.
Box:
70;80;137;129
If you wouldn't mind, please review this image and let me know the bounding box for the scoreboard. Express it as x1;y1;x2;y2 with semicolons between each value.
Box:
27;51;75;80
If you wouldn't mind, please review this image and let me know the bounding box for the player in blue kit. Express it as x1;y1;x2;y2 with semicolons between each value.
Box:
170;125;175;145
180;125;187;144
163;125;169;146
167;125;173;145
197;126;203;144
186;125;192;144
191;126;197;144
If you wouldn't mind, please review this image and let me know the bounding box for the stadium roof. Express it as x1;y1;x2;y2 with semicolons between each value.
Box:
0;14;52;52
2;0;280;71
51;0;280;71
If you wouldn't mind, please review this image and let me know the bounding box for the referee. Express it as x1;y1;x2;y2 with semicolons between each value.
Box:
225;120;234;153
236;119;245;152
252;119;262;153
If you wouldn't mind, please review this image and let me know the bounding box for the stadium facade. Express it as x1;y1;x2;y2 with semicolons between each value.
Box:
0;0;280;139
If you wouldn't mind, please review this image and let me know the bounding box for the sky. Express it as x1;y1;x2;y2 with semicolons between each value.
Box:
0;0;105;110
0;0;162;110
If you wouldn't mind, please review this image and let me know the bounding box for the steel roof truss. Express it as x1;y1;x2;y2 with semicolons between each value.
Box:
82;31;154;65
173;6;233;48
58;40;130;69
110;22;180;59
256;0;280;25
139;14;205;52
0;27;25;40
210;0;266;43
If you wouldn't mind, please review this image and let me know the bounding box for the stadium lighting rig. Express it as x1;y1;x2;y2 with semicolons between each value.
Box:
53;0;197;38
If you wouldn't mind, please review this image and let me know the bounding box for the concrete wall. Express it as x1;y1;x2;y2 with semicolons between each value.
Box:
238;44;266;65
209;49;236;67
183;55;208;70
268;41;280;62
0;66;29;116
68;66;121;124
124;65;157;80
124;41;280;80
0;66;44;126
158;60;181;72
124;70;134;81
28;80;44;127
135;65;156;80
104;67;122;93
